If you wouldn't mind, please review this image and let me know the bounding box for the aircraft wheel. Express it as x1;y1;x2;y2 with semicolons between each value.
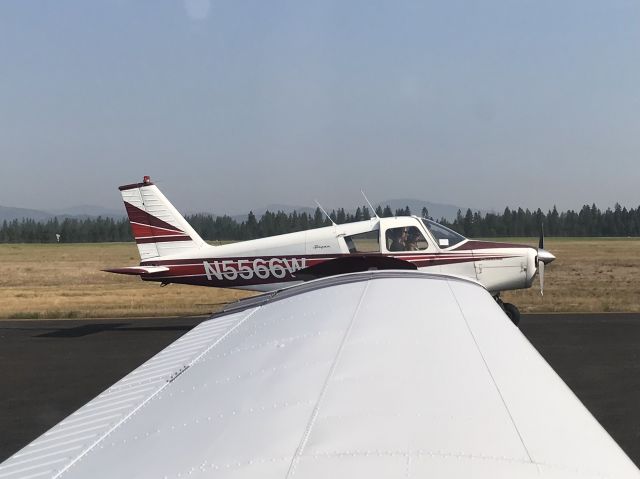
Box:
503;303;520;326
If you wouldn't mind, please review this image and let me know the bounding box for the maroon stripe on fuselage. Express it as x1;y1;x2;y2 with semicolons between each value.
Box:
452;240;534;251
412;254;513;268
140;251;519;267
139;253;517;288
149;257;333;276
141;275;289;288
143;253;341;266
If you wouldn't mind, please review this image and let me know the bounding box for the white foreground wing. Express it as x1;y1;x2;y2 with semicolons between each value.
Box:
1;272;638;478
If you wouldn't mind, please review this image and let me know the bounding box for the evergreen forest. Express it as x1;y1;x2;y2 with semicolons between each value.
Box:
2;203;640;243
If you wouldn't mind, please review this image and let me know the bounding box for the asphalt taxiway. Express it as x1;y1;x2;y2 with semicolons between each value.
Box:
1;313;639;466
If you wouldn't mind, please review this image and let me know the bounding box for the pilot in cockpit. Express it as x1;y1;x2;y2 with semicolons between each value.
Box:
388;228;408;251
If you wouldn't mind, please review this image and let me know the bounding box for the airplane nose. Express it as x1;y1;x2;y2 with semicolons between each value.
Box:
537;248;555;264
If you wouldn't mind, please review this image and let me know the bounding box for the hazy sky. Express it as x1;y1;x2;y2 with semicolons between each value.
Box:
1;1;639;214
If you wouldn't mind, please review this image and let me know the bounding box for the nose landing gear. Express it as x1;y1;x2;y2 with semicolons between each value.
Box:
495;295;521;326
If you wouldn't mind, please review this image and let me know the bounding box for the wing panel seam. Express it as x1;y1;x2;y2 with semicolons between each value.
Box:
285;281;370;478
446;281;536;468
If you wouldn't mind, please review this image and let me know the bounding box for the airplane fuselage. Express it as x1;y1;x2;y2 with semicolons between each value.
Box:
132;217;540;294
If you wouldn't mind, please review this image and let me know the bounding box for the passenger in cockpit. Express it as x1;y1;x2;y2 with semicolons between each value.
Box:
406;229;420;251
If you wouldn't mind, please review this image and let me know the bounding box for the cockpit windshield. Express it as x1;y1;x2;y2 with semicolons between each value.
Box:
421;219;466;248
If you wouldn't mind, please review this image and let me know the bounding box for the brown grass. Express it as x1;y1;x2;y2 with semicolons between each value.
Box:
501;237;640;313
0;243;252;319
0;239;639;319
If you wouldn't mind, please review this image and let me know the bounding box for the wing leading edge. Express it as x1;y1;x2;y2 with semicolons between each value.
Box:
1;271;638;478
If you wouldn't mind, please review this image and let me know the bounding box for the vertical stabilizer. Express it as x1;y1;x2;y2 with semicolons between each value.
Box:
119;176;206;260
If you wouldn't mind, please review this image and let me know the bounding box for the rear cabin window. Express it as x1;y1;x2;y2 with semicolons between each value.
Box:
344;231;380;253
385;226;429;252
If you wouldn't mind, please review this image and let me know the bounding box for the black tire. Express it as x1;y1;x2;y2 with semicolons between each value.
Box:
503;303;520;326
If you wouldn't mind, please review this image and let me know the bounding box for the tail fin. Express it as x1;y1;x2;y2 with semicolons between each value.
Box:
119;176;207;260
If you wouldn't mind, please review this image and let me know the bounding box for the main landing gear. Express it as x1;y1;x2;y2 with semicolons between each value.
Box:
495;295;521;326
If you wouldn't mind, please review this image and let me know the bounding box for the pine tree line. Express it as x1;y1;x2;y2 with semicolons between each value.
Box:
2;203;640;243
447;204;640;237
0;217;133;243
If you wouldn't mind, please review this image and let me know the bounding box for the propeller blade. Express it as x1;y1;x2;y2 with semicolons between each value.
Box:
537;223;552;296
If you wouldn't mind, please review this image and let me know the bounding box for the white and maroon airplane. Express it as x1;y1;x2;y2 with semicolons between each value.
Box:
105;176;555;324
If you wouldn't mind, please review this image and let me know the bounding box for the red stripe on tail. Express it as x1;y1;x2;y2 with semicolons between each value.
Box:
124;202;192;243
124;202;185;232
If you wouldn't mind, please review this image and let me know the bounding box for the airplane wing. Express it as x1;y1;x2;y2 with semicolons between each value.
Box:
1;271;638;478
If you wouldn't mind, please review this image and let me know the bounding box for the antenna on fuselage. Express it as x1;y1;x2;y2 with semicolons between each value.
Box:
314;199;336;226
361;190;380;219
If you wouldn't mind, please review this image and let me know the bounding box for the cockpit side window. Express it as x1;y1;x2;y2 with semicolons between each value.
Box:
385;226;429;252
344;230;380;253
421;219;465;248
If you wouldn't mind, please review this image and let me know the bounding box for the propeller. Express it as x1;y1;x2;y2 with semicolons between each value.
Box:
536;223;555;296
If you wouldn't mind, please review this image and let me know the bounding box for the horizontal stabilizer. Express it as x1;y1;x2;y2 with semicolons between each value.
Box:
102;266;170;276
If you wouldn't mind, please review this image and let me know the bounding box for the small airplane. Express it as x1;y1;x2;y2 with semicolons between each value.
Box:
105;176;555;324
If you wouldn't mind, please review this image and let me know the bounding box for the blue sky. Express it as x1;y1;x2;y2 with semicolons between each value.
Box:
1;1;639;214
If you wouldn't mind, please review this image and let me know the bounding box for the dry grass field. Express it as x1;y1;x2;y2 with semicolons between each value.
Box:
0;239;639;319
0;243;253;319
501;237;640;314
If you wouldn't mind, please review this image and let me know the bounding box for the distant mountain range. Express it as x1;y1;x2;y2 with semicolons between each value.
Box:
0;205;125;223
1;199;487;223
